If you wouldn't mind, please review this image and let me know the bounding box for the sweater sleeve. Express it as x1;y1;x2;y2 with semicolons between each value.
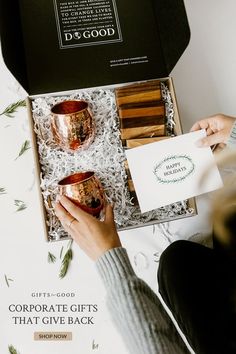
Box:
96;247;190;354
227;120;236;148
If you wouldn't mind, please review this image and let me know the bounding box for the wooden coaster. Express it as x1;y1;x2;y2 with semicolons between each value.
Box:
124;160;138;205
116;80;162;106
126;136;169;148
116;80;166;142
116;80;167;205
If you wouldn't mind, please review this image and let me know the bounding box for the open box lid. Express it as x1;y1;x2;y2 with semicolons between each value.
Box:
0;0;190;96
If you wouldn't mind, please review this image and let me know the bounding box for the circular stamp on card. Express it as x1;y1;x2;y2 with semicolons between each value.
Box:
153;155;195;184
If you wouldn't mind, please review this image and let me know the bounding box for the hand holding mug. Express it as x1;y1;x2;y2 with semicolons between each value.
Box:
54;196;121;261
58;172;105;217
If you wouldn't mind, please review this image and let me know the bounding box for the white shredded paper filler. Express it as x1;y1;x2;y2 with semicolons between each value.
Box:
31;83;194;241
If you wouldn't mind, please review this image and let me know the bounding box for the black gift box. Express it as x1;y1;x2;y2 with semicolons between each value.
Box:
0;0;197;241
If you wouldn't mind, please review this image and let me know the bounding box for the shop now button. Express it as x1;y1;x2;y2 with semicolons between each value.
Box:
34;332;72;341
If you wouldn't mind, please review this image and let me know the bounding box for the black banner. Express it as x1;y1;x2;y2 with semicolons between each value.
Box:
54;0;122;48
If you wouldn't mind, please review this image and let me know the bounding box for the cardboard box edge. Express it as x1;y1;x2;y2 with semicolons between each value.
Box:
26;97;50;242
118;206;197;232
168;77;183;135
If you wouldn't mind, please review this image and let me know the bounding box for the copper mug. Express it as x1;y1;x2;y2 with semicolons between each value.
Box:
58;172;105;217
51;100;95;151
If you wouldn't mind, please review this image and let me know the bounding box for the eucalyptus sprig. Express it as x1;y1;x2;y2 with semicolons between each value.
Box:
92;340;99;350
15;140;31;160
59;240;73;279
0;187;6;195
5;275;14;288
0;100;26;118
8;345;19;354
14;200;27;212
48;252;57;264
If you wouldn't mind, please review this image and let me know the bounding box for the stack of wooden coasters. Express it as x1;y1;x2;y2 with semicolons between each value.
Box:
115;80;170;206
116;80;166;146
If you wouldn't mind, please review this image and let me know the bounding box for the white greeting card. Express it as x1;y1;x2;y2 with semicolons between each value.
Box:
126;130;223;213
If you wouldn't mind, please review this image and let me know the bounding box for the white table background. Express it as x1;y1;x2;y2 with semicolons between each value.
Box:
0;1;235;353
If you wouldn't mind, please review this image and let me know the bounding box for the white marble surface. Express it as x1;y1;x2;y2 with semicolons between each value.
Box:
0;1;235;353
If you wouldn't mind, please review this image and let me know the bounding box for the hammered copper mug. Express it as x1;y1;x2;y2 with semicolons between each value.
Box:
58;172;105;217
51;100;95;151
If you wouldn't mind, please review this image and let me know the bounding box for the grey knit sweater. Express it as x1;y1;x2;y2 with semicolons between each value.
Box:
96;247;190;354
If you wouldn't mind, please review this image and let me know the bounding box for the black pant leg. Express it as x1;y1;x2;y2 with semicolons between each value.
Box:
158;240;233;354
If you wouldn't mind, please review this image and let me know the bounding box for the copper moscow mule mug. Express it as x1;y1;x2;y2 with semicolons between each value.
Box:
58;172;105;217
51;100;95;151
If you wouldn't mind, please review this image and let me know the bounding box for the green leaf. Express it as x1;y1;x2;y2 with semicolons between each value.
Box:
8;345;19;354
0;187;6;195
48;252;57;264
59;241;73;279
0;100;26;118
15;140;31;160
67;239;73;249
14;200;22;206
92;340;99;350
14;200;27;212
5;275;14;287
5;274;9;287
60;246;64;259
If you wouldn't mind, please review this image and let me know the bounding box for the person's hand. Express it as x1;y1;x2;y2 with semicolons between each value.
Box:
54;196;121;261
190;114;236;149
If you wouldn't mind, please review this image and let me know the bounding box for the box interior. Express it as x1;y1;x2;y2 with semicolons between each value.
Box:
27;78;197;242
